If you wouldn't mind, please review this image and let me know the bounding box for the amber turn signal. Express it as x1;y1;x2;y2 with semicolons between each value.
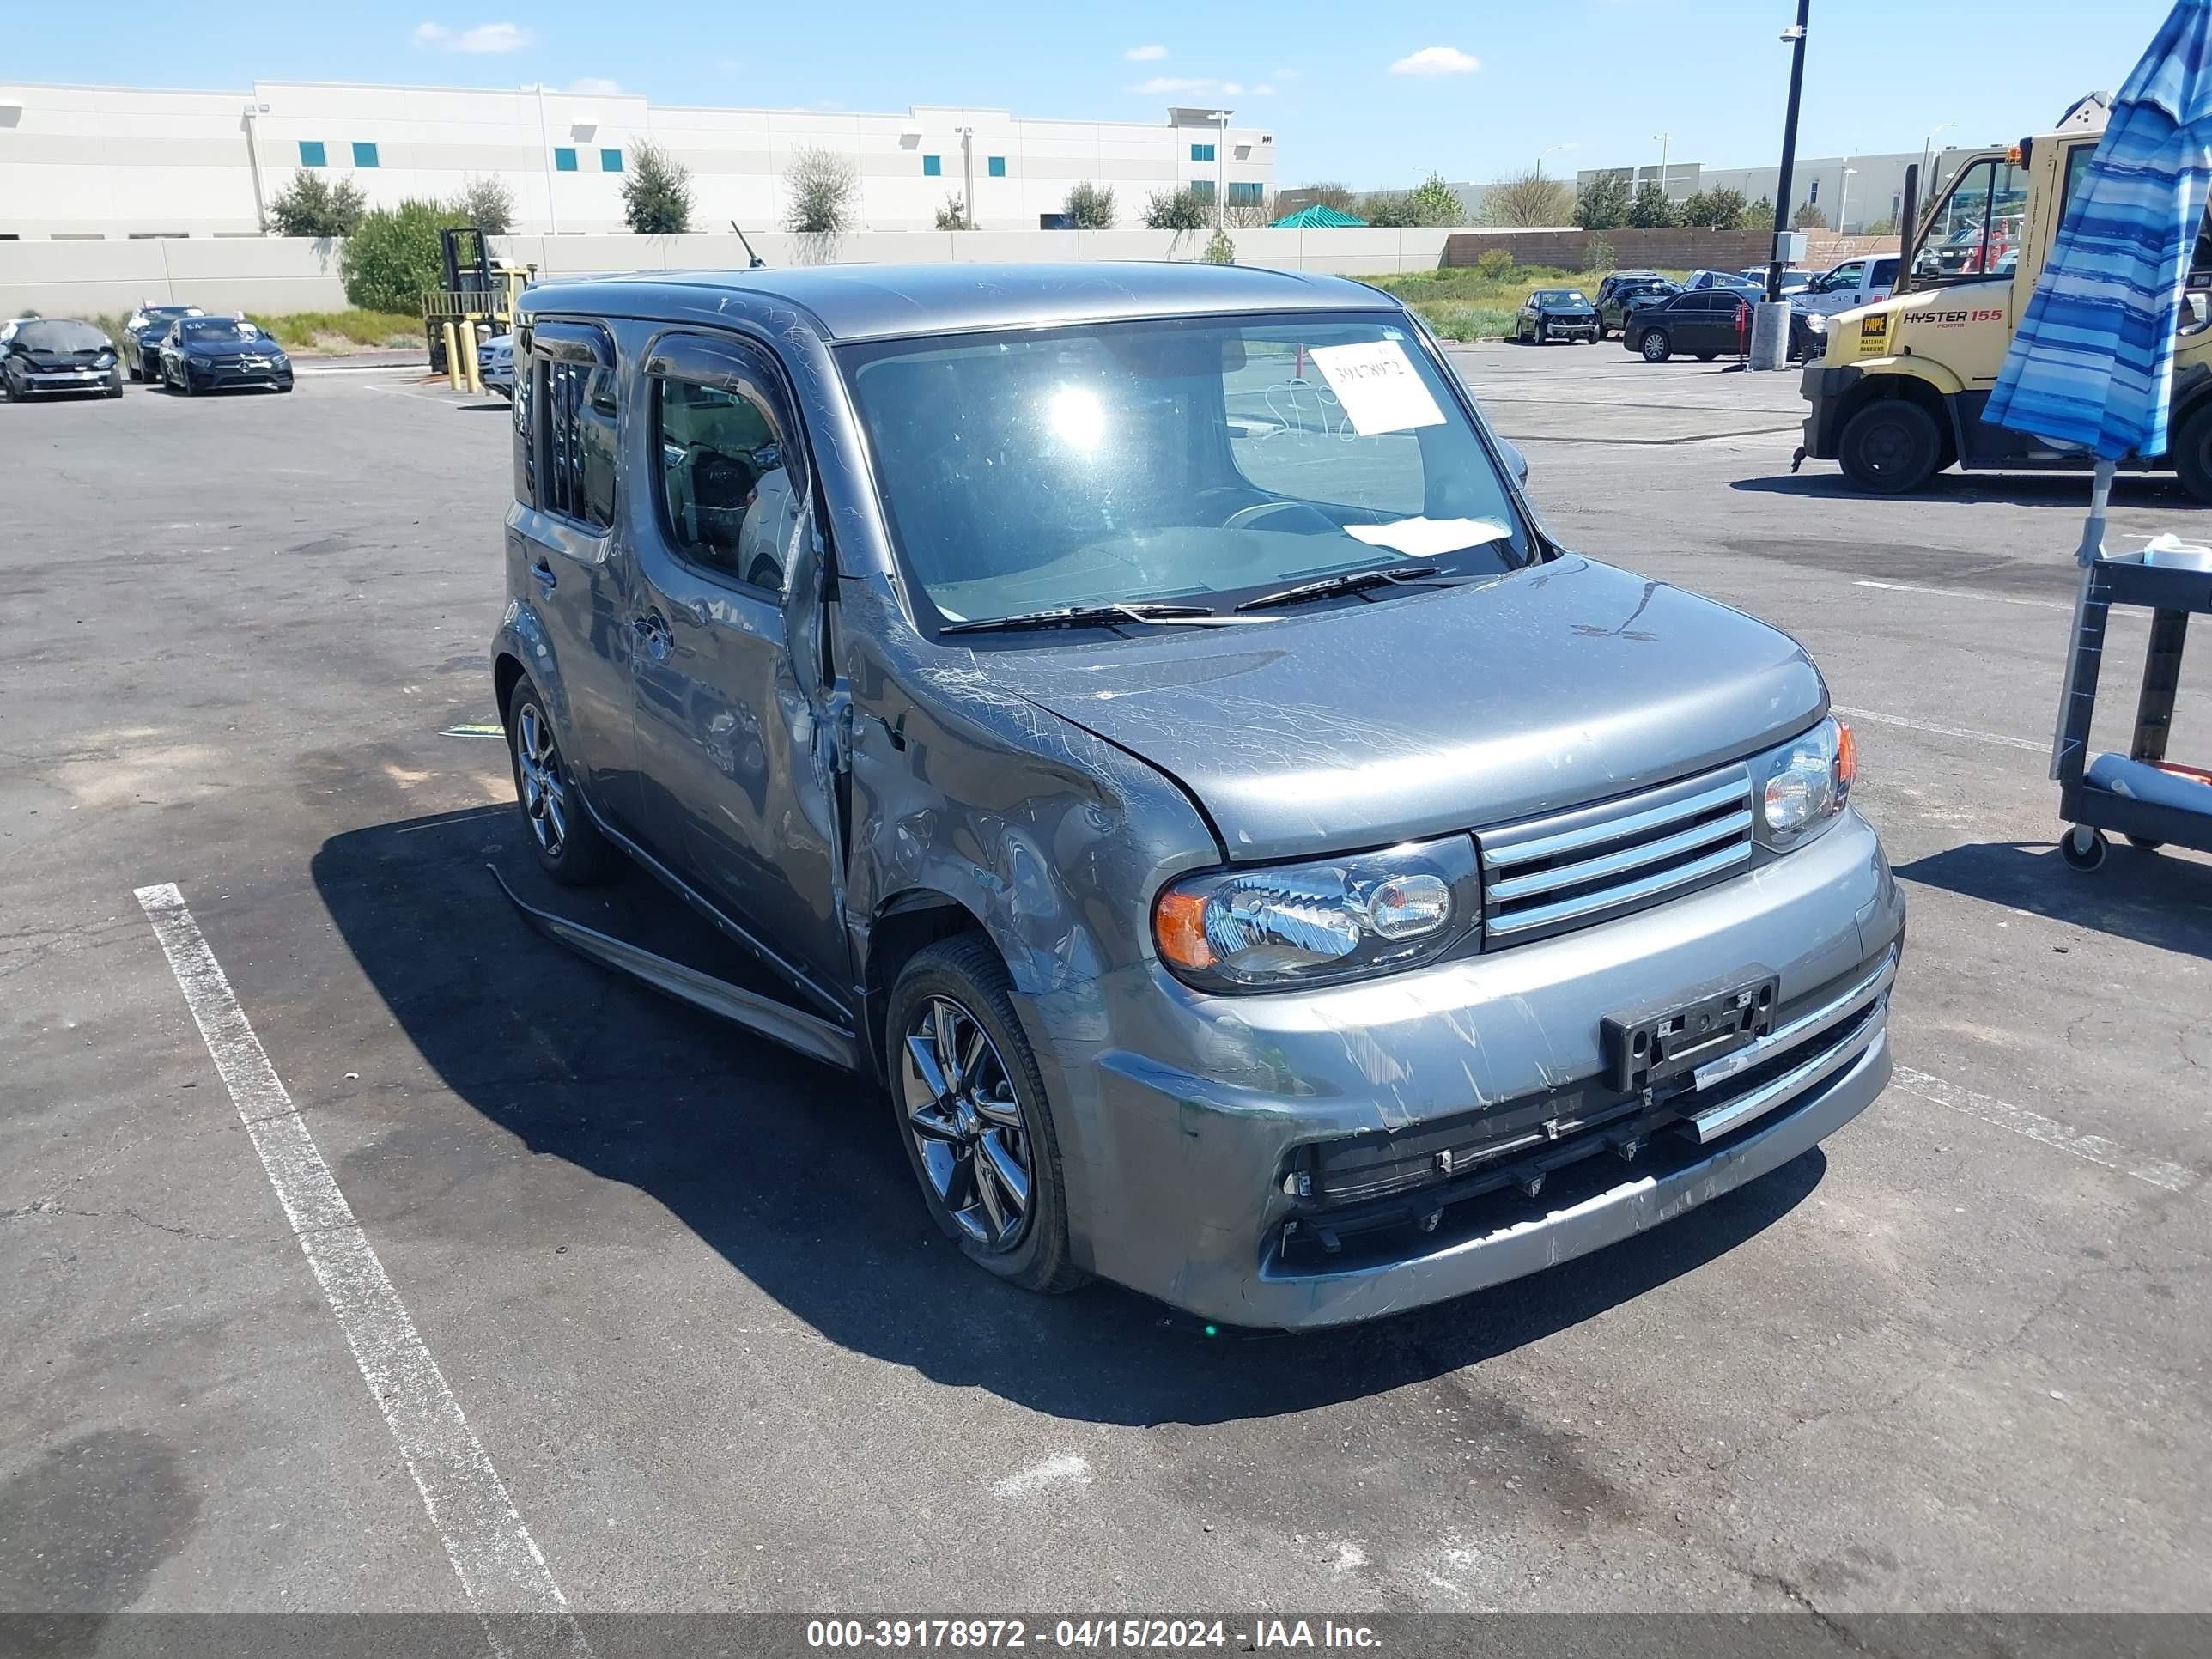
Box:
1835;719;1857;790
1153;889;1218;970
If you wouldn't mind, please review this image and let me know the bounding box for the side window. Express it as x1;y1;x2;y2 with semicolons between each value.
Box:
1915;158;2027;282
653;347;805;599
513;345;535;504
1828;260;1865;289
538;360;617;528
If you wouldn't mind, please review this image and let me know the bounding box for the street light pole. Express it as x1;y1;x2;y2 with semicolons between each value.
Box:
1652;131;1669;199
1919;121;1957;196
1214;109;1232;227
1838;162;1856;234
1766;0;1811;304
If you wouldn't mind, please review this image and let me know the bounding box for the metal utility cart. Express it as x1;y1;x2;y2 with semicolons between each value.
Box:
2053;543;2212;871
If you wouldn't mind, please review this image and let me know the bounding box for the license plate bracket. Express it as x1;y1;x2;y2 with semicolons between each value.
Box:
1601;974;1778;1095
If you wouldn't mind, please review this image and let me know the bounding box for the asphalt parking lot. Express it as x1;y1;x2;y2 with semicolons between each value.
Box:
3;345;2208;1626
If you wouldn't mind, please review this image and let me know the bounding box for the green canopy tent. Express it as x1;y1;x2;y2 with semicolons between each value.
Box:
1270;204;1368;228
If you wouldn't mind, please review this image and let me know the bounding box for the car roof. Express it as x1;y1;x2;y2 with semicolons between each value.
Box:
519;262;1401;343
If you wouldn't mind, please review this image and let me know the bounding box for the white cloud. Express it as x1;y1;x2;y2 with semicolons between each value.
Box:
1252;84;1276;96
413;20;535;52
1134;76;1219;95
1389;45;1480;76
567;76;624;95
1124;44;1168;61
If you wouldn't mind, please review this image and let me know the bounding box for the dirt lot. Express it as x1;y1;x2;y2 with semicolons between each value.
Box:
3;347;2207;1631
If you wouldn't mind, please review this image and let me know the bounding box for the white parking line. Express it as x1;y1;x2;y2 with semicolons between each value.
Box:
1894;1065;2194;1194
1831;704;2045;752
135;884;588;1655
1853;579;2069;611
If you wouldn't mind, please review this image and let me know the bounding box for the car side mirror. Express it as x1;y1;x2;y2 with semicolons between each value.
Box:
1499;439;1529;489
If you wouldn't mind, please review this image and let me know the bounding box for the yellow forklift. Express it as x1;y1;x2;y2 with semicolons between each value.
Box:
1797;100;2212;499
422;226;533;394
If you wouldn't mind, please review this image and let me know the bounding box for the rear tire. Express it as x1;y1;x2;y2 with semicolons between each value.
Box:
504;676;622;886
1638;330;1670;362
2172;404;2212;502
887;936;1084;1296
1838;398;1943;494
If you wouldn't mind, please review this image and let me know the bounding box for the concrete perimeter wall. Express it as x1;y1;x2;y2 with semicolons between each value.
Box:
1445;228;1776;271
2;227;1465;318
0;236;349;318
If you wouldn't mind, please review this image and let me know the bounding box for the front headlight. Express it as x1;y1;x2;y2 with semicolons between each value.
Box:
1749;716;1856;851
1805;313;1828;334
1154;835;1480;992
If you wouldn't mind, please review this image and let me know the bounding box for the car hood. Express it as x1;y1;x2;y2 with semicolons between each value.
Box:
184;337;280;355
979;556;1826;862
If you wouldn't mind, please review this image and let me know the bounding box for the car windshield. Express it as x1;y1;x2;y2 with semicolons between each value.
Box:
17;320;107;352
1535;290;1588;305
841;313;1533;629
180;319;255;343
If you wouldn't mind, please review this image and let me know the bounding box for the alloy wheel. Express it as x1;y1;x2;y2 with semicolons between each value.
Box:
900;996;1033;1252
514;702;569;858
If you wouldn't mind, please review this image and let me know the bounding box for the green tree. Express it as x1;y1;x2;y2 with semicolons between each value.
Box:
1626;180;1676;228
1201;228;1237;264
450;174;515;234
1407;173;1468;226
1361;191;1419;228
1481;168;1574;227
265;171;368;238
933;193;971;230
1680;186;1748;230
1793;200;1830;230
1065;180;1116;228
623;142;696;234
1143;187;1209;231
1575;173;1632;231
339;198;465;313
1744;196;1777;232
1581;234;1616;274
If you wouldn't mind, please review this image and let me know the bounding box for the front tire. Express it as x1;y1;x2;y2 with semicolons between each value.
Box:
888;936;1082;1296
504;676;621;885
2059;825;2108;872
1638;330;1670;362
1838;398;1942;494
2172;404;2212;502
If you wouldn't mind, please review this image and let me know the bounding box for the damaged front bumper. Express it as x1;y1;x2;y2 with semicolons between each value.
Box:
1029;810;1904;1329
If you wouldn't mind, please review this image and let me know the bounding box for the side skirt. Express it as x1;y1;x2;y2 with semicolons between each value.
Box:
489;865;860;1073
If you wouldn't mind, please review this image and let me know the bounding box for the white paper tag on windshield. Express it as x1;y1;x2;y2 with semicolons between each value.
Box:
1346;517;1512;558
1307;340;1446;435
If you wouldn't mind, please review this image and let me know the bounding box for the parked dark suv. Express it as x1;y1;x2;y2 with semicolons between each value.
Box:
491;264;1901;1328
1594;270;1676;339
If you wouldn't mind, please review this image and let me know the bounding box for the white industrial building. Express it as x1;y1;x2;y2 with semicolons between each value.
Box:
0;81;1277;240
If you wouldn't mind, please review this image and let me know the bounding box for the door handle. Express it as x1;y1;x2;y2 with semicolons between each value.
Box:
529;558;557;594
632;611;673;660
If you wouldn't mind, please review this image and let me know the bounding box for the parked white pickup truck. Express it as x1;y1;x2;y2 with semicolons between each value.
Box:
1790;255;1900;319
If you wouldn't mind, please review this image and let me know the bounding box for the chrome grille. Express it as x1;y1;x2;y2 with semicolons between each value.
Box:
1479;763;1753;945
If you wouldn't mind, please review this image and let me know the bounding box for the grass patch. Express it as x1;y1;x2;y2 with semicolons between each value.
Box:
247;309;422;351
1364;265;1693;342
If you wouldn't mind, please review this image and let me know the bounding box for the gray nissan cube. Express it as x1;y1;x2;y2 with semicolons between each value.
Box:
492;263;1904;1329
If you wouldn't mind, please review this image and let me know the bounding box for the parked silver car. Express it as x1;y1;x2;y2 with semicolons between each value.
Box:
491;264;1904;1328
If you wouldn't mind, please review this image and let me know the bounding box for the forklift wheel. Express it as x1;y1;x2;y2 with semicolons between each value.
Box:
2059;825;2108;872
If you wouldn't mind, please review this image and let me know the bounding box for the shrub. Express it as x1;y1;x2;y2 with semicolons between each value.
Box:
451;174;515;234
1793;201;1830;230
265;172;367;238
1861;216;1899;238
934;194;972;230
624;142;695;234
1201;228;1236;264
1143;187;1209;231
1065;180;1116;229
339;198;465;313
782;146;854;235
1473;247;1517;282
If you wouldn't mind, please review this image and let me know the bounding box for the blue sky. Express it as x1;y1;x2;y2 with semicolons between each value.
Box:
24;1;2179;187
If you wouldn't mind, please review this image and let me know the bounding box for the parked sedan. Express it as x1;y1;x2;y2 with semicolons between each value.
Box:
1597;275;1679;339
158;316;294;395
478;332;515;397
1513;287;1600;344
121;303;205;380
2;318;124;401
1621;289;1756;362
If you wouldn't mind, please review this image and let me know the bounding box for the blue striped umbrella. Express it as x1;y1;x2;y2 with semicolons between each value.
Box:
1988;0;2212;470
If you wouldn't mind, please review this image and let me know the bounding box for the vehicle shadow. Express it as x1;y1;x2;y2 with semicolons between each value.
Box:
1894;839;2212;962
311;805;1828;1426
1730;470;2191;508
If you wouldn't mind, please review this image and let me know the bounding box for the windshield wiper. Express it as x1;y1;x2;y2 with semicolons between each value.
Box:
939;601;1215;635
1234;564;1445;613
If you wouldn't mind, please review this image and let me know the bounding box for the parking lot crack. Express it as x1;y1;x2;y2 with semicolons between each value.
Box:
0;1199;229;1243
